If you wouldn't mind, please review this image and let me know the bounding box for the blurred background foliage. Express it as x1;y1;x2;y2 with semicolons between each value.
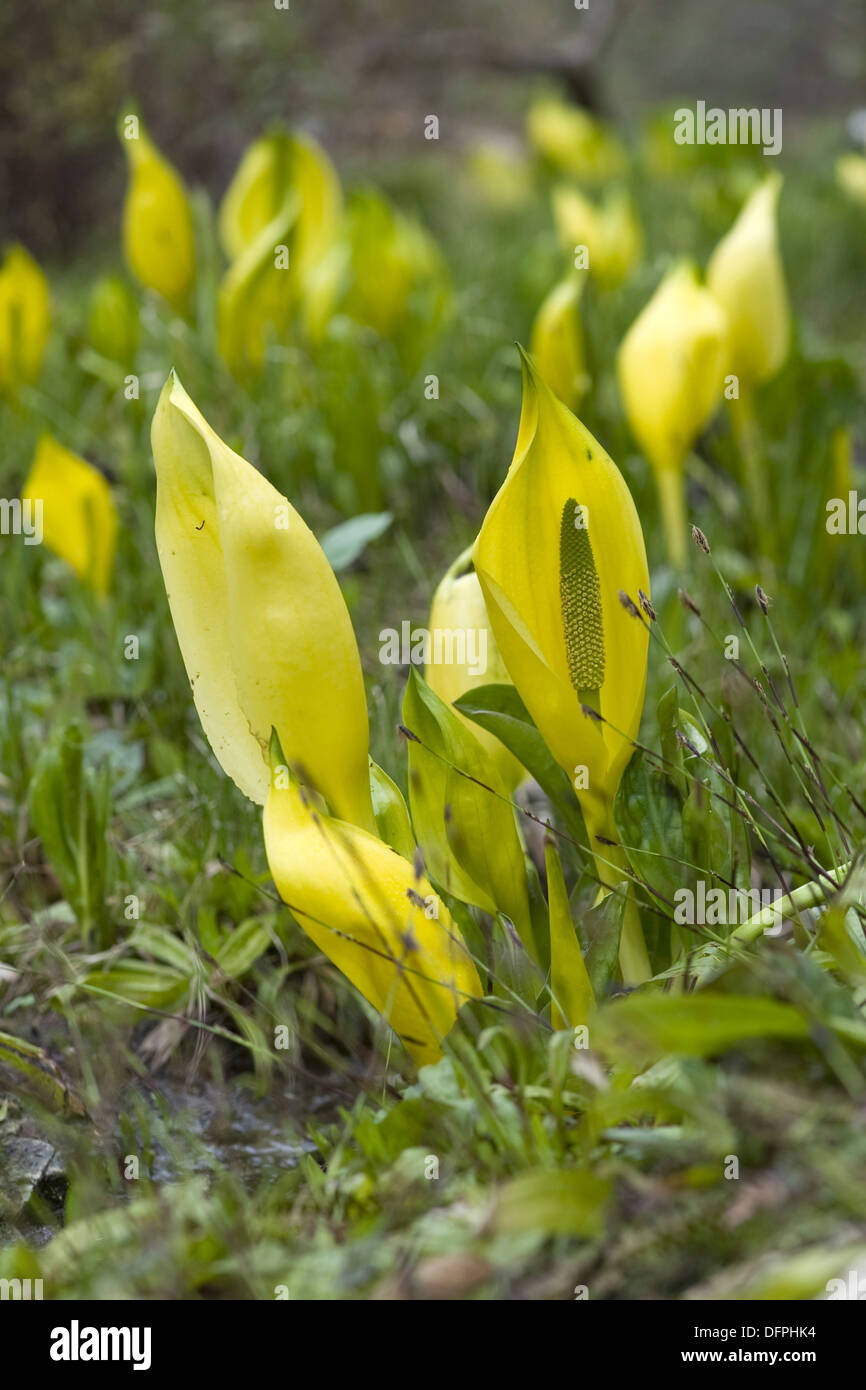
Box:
3;0;865;254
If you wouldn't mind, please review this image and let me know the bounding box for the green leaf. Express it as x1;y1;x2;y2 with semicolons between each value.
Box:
369;758;415;860
0;1030;84;1115
454;683;587;850
402;670;534;956
131;924;197;974
669;704;751;895
690;1242;866;1301
214;918;272;979
614;749;687;905
818;905;866;987
545;838;593;1028
496;1169;609;1238
657;685;682;792
579;889;625;999
593;992;809;1065
320;511;393;571
196;908;226;960
683;777;731;885
81;961;188;1009
29;722;113;948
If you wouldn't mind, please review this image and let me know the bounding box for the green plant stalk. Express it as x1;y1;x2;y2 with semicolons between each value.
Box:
731;860;853;944
655;465;687;571
587;807;651;984
730;388;774;563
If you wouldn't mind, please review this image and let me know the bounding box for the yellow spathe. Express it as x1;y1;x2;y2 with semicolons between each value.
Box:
552;185;642;291
707;174;790;385
121;122;195;310
473;349;649;835
0;244;50;396
474;350;651;981
617;261;727;567
529;274;587;413
151;373;374;829
22;435;116;596
426;548;523;791
219;129;342;277
527;96;627;180
264;750;481;1065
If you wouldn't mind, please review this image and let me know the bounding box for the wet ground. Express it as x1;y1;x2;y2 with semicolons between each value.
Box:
0;1076;329;1247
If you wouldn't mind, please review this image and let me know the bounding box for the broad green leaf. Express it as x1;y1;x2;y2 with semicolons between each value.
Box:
29;722;113;948
81;961;189;1009
196;907;226;960
579;888;625;998
496;1169;609;1238
683;777;732;890
593;992;808;1065
214;918;273;978
818;905;866;987
545;839;593;1028
454;683;587;850
369;758;415;860
403;670;533;955
657;684;682;792
614;749;687;904
670;703;751;894
131;923;198;974
320;511;393;571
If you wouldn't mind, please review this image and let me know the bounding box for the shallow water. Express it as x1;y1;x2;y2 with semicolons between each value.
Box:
144;1078;323;1183
0;1075;331;1248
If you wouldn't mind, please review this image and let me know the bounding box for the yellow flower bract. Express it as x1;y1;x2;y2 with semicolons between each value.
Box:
0;244;50;396
151;373;374;828
264;758;482;1065
473;350;649;834
22;435;117;596
121;124;195;310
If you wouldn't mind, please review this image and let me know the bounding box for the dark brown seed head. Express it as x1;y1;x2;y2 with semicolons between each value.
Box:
638;589;656;622
755;584;771;614
678;588;701;616
400;927;419;954
618;589;641;619
691;525;710;553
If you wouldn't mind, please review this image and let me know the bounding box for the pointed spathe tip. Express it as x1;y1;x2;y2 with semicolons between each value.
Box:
166;368;194;414
269;726;285;768
515;341;537;374
516;342;544;395
154;368;182;416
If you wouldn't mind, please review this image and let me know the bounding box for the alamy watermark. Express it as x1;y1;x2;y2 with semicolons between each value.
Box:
674;102;782;156
826;492;866;534
673;881;784;926
826;1268;866;1300
49;1320;151;1371
379;621;487;675
0;498;42;545
0;1277;43;1299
